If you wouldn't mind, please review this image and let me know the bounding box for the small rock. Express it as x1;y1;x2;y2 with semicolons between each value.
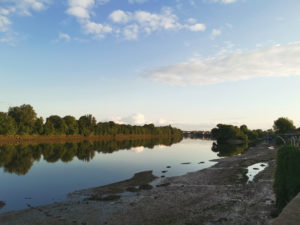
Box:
181;162;191;165
161;170;168;173
166;166;171;168
0;201;5;209
126;187;139;192
198;162;205;164
86;195;121;201
139;184;153;190
156;183;170;187
253;168;259;170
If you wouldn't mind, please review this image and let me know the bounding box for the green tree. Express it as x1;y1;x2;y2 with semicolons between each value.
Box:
34;117;44;135
273;117;296;134
0;112;17;135
44;120;55;135
63;116;79;135
211;124;248;143
8;104;37;134
46;115;68;134
78;114;96;136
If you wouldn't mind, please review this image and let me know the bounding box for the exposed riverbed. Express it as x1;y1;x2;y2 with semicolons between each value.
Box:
0;143;276;225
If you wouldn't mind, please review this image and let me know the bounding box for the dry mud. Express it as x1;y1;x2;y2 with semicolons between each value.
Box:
0;143;276;225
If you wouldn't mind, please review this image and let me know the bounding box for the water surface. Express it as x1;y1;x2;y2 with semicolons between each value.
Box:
0;138;221;212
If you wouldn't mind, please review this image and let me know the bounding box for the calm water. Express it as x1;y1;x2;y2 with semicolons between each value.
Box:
0;138;232;213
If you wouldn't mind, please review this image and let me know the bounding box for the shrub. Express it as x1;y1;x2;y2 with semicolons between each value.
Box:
274;145;300;212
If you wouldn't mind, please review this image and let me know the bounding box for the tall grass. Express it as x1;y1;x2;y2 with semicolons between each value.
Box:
274;145;300;211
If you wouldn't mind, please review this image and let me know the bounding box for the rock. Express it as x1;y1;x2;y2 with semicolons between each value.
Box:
139;184;153;190
86;195;121;201
0;201;5;209
161;170;168;173
198;162;205;164
126;187;139;192
181;162;191;165
156;183;170;187
166;166;171;168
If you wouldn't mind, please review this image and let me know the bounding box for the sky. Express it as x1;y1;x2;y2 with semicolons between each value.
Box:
1;0;300;130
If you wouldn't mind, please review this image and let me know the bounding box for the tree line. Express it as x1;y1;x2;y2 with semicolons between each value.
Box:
0;104;182;136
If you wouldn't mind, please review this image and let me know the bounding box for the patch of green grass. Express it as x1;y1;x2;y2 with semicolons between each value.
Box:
274;145;300;212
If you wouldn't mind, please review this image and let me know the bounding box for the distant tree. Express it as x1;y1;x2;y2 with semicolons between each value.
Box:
0;112;17;135
8;104;37;134
44;120;55;135
273;117;296;134
211;124;248;143
45;115;67;134
63;116;78;135
78;114;96;136
34;117;44;135
240;124;258;141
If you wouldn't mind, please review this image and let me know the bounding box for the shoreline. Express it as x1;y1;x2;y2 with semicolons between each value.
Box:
0;142;277;225
0;134;182;145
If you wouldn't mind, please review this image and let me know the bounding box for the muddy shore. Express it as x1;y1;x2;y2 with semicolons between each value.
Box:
0;143;277;225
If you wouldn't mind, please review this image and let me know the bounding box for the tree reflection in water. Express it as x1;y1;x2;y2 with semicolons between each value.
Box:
0;137;183;175
211;142;248;157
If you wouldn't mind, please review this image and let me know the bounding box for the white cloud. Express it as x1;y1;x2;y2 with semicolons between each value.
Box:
128;0;148;4
7;0;50;16
208;0;237;4
210;29;222;39
108;8;206;40
109;10;131;24
67;6;90;19
0;15;11;32
211;28;221;39
112;113;147;125
188;23;206;32
129;113;146;125
84;21;112;36
66;0;112;39
123;24;139;40
187;18;196;24
146;42;300;86
0;0;50;45
58;32;71;41
134;8;180;32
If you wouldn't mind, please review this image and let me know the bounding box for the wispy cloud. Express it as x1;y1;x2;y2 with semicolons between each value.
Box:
58;32;71;41
66;0;112;39
0;0;50;44
108;8;206;39
207;0;238;4
146;42;300;86
211;28;221;39
128;0;148;4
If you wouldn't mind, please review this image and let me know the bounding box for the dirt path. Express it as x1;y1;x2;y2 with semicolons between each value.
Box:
0;143;277;225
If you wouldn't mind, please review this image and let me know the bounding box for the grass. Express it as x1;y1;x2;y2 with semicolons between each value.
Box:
274;145;300;212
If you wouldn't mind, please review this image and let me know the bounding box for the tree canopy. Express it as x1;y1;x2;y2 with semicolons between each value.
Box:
0;104;182;137
211;124;248;144
273;117;296;134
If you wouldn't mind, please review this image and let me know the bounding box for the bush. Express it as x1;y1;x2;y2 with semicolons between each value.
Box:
274;145;300;212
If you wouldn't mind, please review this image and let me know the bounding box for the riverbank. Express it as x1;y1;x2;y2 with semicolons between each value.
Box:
0;143;277;225
0;134;182;145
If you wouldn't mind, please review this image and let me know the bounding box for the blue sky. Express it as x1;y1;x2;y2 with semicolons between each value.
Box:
1;0;300;130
